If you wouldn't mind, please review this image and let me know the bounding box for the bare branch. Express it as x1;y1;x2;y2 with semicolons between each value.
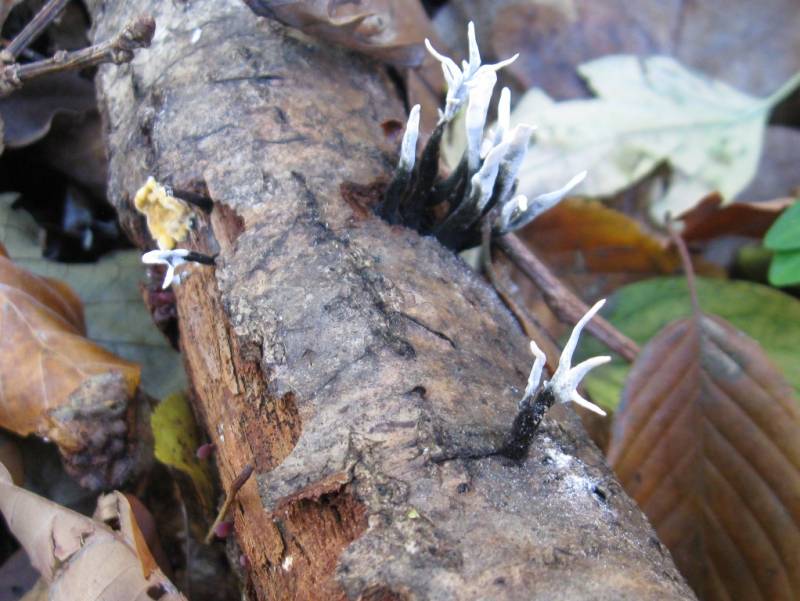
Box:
1;0;70;63
0;14;155;96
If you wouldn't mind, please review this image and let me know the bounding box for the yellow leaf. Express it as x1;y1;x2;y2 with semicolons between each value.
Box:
151;392;213;513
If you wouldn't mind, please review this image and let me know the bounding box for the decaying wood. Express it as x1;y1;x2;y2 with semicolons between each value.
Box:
90;1;696;599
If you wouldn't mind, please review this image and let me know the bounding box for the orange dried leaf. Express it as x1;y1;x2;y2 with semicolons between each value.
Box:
608;314;800;600
0;253;139;437
523;198;680;275
509;198;686;309
0;461;187;601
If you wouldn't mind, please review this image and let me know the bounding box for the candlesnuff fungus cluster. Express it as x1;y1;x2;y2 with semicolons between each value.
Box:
376;23;586;250
502;300;610;460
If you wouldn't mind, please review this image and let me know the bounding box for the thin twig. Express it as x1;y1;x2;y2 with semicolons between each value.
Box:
204;463;253;545
0;14;155;96
1;0;70;62
480;219;560;370
666;220;701;316
497;233;640;363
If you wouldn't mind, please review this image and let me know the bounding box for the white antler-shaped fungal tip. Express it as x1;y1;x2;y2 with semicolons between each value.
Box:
544;299;608;416
556;298;605;373
142;248;190;289
467;21;480;73
571;390;608;416
399;104;421;171
465;69;498;170
522;339;547;405
425;23;518;124
496;87;511;141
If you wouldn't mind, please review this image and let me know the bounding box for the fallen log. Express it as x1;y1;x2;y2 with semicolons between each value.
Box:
90;1;696;599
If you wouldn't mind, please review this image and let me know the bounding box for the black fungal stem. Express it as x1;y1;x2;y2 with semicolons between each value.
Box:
184;251;217;265
378;167;412;224
500;387;556;460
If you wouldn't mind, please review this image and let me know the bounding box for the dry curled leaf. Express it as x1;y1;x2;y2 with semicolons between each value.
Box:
0;247;147;489
0;72;96;149
608;313;800;600
514;55;800;220
243;0;435;66
0;249;139;436
0;461;187;601
679;193;794;242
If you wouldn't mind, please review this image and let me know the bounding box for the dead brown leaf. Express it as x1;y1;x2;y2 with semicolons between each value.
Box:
243;0;436;67
0;251;139;437
0;461;187;601
0;72;96;149
679;193;794;243
0;248;148;489
608;313;800;600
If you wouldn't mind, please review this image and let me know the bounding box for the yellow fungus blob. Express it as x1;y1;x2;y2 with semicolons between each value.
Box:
133;177;192;250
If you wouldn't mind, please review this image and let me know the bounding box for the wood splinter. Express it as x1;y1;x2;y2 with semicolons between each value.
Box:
205;463;254;544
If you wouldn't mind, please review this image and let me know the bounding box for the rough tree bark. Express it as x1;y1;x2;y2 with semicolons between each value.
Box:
89;1;697;599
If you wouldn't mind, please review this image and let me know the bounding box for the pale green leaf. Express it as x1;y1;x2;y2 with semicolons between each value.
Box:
514;55;800;219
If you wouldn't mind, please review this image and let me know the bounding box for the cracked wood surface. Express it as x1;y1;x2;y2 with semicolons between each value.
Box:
90;1;696;599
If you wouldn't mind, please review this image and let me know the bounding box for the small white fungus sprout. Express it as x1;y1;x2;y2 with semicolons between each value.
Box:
524;299;610;416
398;104;421;173
142;248;191;289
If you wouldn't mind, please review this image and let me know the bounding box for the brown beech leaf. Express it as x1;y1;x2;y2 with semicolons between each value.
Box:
0;461;187;601
679;192;795;243
607;313;800;600
0;251;139;438
243;0;435;67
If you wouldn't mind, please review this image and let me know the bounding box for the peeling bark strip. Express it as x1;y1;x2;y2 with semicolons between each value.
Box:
90;1;696;599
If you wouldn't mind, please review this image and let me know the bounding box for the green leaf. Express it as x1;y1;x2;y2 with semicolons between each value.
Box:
765;200;800;251
764;201;800;287
768;250;800;286
513;55;800;220
151;392;213;513
0;194;186;399
577;277;800;411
